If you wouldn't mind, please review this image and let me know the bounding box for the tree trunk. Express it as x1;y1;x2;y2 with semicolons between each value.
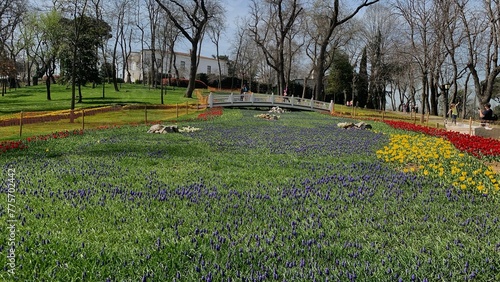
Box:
314;43;328;101
46;77;51;100
185;47;197;98
78;84;82;103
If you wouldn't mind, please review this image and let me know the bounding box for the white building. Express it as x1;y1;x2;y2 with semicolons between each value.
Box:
128;50;228;83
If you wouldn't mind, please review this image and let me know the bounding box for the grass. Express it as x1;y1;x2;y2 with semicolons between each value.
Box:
0;83;211;140
0;82;451;143
0;109;499;281
0;83;206;115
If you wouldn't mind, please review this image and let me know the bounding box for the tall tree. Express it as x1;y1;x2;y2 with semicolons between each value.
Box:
0;0;27;88
458;0;500;107
59;13;112;106
394;0;435;121
146;0;161;88
311;0;379;101
32;10;64;100
207;9;226;90
356;47;369;108
326;50;354;104
154;0;221;98
109;0;132;91
249;0;303;97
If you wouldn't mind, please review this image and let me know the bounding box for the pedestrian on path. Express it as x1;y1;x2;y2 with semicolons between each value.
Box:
447;102;459;125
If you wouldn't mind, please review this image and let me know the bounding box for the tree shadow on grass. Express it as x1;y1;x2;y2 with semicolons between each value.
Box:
1;93;36;98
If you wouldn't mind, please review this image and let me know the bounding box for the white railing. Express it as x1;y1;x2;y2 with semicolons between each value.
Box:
208;93;333;112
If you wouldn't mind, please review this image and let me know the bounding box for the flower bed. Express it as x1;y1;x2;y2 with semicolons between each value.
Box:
383;120;500;158
4;110;499;281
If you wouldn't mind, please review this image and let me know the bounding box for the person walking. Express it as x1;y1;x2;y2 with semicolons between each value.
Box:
447;102;459;125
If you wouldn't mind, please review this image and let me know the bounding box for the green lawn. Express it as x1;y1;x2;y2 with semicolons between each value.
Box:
0;109;498;281
0;83;206;115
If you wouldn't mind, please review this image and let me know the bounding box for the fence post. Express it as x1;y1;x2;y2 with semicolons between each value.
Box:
469;117;473;135
19;111;23;138
208;92;213;108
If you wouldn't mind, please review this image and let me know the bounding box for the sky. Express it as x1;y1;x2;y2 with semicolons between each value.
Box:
197;0;251;57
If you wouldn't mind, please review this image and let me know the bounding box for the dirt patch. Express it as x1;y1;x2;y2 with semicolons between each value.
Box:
484;161;500;174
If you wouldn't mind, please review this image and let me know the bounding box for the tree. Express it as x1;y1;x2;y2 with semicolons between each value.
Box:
108;0;132;92
458;0;500;107
59;13;112;106
0;0;27;88
356;47;369;108
29;10;64;100
249;0;303;97
326;50;354;104
310;0;379;101
394;0;436;121
207;11;226;90
155;0;221;98
0;57;16;96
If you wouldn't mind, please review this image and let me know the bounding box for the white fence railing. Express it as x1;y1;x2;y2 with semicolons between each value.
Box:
208;93;333;112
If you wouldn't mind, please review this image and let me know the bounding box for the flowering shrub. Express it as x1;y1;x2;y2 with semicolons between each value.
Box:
383;120;500;158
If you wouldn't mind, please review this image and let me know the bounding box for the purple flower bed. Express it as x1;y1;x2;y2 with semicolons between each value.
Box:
1;110;498;281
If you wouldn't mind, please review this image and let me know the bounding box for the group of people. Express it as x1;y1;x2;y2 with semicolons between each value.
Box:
447;102;495;125
400;103;418;114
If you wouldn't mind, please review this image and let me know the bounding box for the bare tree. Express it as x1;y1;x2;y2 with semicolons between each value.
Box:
207;9;226;90
156;10;172;104
155;0;221;98
394;0;437;121
310;0;378;101
248;0;303;97
437;0;466;116
359;3;399;110
457;0;500;107
146;0;161;88
135;0;147;85
230;19;248;90
106;0;133;91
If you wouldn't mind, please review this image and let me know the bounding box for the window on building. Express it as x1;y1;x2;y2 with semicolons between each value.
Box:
207;65;212;74
180;61;185;70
